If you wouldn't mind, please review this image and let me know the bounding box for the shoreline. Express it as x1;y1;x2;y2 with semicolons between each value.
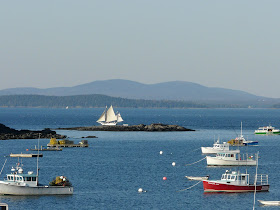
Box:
57;123;195;132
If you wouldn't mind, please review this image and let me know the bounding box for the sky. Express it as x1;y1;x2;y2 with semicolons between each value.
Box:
1;1;280;98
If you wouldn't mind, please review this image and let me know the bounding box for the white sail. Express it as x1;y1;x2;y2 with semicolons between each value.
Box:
117;113;123;122
97;106;107;122
106;105;117;122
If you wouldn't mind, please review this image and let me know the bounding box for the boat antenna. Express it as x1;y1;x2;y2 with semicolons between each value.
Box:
241;121;242;137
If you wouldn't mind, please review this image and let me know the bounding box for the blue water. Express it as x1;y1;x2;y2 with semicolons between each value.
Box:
0;108;280;209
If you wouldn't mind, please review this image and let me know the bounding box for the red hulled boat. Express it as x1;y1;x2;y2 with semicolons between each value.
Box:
203;170;269;193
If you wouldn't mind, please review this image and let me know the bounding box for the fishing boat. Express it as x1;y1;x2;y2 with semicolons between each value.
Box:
258;200;280;206
201;139;238;154
254;125;280;135
203;170;269;193
96;105;123;126
185;175;209;181
0;161;73;195
206;151;256;166
228;122;258;146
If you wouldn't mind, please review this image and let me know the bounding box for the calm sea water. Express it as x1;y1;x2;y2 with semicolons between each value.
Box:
0;108;279;210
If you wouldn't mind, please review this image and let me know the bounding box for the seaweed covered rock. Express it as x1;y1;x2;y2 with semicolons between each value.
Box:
58;123;195;132
0;123;66;140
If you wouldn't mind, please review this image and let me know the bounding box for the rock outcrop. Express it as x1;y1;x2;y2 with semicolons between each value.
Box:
0;123;66;140
58;123;195;132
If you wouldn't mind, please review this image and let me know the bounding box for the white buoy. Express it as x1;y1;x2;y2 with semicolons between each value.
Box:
138;188;143;193
172;162;176;166
159;151;163;155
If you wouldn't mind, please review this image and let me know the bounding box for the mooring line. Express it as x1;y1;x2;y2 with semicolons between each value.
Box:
0;159;7;175
185;157;206;166
177;181;202;192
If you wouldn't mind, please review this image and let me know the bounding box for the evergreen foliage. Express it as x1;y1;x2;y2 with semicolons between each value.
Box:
0;94;209;108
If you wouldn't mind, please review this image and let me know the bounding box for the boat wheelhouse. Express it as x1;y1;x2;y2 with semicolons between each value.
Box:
254;125;280;135
203;170;269;193
206;151;256;166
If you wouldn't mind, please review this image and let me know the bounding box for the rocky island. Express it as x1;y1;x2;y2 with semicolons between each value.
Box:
0;123;66;140
57;123;195;132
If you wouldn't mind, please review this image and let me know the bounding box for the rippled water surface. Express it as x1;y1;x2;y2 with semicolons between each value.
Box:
0;108;279;209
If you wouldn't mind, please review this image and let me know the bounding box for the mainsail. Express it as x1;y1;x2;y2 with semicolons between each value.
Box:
96;105;123;125
106;106;117;122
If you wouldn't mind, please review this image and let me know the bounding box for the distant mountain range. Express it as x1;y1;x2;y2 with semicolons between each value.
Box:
0;79;279;107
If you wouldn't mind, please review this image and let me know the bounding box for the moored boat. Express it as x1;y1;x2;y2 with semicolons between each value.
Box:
0;146;73;196
206;151;256;166
228;122;258;146
254;125;280;135
0;162;73;195
203;170;269;193
185;175;209;181
201;139;237;154
258;200;280;206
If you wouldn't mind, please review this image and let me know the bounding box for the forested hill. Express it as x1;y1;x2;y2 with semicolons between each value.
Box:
2;94;257;108
0;94;210;108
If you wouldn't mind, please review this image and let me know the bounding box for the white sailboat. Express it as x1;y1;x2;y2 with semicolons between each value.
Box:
97;105;123;126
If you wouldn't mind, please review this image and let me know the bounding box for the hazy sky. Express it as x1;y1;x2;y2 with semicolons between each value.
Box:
1;1;280;98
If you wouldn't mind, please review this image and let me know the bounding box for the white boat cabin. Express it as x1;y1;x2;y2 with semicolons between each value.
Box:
219;170;268;186
220;171;249;185
216;151;239;160
215;151;254;161
213;142;229;150
4;167;38;187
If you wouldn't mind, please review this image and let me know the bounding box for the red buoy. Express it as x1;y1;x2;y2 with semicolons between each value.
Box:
163;177;167;180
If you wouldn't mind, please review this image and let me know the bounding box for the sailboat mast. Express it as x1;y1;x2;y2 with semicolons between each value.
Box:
105;106;107;122
241;121;242;137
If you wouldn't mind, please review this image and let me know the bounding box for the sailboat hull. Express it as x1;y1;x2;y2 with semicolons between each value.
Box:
0;182;73;195
98;122;118;126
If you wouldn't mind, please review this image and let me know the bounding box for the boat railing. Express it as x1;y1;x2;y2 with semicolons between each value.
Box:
237;153;255;161
255;174;268;185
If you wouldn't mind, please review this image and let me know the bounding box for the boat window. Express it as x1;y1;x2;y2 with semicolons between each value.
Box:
241;176;245;180
16;177;19;181
23;177;26;181
231;154;234;157
10;176;14;181
222;175;226;179
19;177;23;181
27;177;31;181
7;176;10;181
227;175;231;180
32;177;36;181
231;175;236;180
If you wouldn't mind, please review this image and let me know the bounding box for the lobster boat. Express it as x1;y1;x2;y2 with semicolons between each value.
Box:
203;170;269;193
